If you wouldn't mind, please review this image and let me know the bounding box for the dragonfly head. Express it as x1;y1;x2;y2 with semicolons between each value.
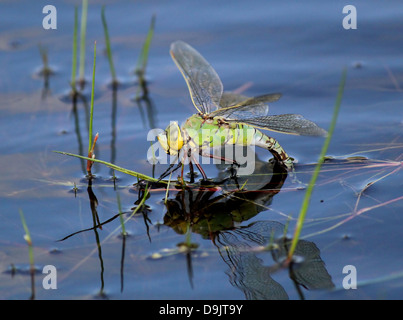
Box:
157;121;184;156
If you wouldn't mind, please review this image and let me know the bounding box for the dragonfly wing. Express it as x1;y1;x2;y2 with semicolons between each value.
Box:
170;41;223;114
230;114;328;136
214;104;268;120
231;93;282;107
213;93;281;118
219;92;281;109
219;92;250;108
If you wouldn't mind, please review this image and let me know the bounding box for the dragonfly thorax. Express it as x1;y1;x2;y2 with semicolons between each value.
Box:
181;113;248;151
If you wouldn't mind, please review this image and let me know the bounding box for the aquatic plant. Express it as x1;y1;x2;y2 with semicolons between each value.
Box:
287;68;347;261
55;151;164;183
70;6;78;93
78;0;88;88
135;14;156;99
19;209;35;300
38;44;52;77
86;41;98;177
101;5;117;86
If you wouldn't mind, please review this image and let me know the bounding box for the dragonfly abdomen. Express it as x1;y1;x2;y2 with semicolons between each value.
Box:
252;129;293;169
214;123;294;169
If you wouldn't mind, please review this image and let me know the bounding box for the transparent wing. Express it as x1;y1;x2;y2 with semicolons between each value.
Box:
219;92;281;109
170;41;223;114
230;114;328;136
219;92;250;108
213;92;281;118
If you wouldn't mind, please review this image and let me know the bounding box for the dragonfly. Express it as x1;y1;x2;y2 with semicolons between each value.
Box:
157;40;327;181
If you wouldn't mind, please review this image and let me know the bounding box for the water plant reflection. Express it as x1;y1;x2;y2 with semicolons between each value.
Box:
58;153;333;299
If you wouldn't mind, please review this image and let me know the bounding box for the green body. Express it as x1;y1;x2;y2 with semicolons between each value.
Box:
182;114;293;167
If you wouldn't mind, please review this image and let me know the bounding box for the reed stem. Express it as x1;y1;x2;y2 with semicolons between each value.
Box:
78;0;88;85
287;68;347;261
19;209;35;300
71;6;78;91
135;14;156;76
101;5;117;84
86;41;97;176
88;41;96;155
54;151;166;183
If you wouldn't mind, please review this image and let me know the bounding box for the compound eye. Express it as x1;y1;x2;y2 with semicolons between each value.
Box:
157;131;170;154
167;122;183;153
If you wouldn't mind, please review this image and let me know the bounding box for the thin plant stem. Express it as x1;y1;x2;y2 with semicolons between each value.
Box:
164;173;172;205
135;14;156;99
87;133;98;174
86;41;97;176
71;6;78;91
135;14;156;76
79;0;88;85
101;5;117;84
88;41;96;156
287;68;347;261
38;44;50;76
19;209;34;267
53;151;167;183
19;209;35;300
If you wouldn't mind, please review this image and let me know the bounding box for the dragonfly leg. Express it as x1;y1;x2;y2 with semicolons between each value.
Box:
180;162;185;182
188;161;195;183
157;162;183;181
195;162;208;181
199;150;240;180
191;154;208;181
199;151;240;167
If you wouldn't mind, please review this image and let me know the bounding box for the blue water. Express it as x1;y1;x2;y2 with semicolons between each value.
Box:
1;0;403;300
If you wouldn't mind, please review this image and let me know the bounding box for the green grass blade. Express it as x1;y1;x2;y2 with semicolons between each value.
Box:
19;209;34;264
164;173;172;205
135;14;156;75
38;44;50;75
88;41;96;155
71;6;78;90
53;151;166;183
287;68;347;260
79;0;88;83
19;209;35;299
101;6;117;83
124;185;150;225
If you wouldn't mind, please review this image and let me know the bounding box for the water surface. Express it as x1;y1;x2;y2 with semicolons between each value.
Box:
1;0;403;300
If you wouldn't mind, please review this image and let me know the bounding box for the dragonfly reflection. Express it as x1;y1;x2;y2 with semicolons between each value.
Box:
160;155;334;299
